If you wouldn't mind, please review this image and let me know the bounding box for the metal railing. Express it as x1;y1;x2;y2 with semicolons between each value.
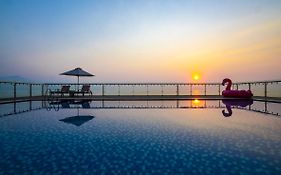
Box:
44;80;281;97
0;80;281;100
0;82;46;100
44;82;222;96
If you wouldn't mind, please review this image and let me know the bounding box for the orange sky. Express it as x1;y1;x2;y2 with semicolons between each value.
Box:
1;1;280;83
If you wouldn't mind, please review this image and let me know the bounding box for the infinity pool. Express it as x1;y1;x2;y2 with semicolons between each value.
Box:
0;100;280;174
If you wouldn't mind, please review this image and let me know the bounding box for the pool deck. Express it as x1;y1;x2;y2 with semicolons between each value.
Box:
1;95;281;104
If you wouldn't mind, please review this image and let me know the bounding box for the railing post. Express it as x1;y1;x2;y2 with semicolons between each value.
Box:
132;85;135;96
14;83;17;101
264;82;267;98
102;85;105;96
204;84;206;96
118;85;120;96
41;84;44;96
248;83;251;91
176;85;179;96
30;84;32;98
218;84;220;95
14;101;16;113
236;84;239;90
190;85;192;95
146;85;149;96
29;100;32;110
161;85;163;96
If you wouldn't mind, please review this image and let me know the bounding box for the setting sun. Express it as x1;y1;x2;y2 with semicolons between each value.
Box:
193;74;200;81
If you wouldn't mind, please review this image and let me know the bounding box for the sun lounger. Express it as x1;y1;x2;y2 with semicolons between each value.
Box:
49;85;71;97
72;84;92;96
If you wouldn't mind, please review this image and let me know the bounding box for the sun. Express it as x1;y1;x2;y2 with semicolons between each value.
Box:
193;74;200;81
193;99;200;104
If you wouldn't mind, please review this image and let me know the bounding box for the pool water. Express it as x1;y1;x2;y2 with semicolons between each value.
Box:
0;100;280;175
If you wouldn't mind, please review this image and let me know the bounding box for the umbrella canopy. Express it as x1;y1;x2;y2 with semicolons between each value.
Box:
61;67;94;77
60;67;94;87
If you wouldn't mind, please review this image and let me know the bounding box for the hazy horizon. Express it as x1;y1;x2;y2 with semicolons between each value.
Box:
1;0;281;83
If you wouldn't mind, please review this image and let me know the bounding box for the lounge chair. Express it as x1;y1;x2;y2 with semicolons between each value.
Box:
49;85;71;97
73;84;92;96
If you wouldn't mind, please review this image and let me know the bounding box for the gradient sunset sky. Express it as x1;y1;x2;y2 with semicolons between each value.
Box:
1;0;281;83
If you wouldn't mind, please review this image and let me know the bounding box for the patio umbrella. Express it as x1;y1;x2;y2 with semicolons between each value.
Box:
60;67;94;89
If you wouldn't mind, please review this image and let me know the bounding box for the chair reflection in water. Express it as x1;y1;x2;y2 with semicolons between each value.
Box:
222;99;253;117
47;99;70;111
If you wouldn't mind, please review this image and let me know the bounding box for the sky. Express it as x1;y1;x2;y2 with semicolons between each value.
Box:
0;0;281;83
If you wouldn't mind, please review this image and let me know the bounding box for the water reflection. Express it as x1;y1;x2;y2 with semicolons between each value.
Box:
59;115;94;126
0;100;280;118
47;99;91;111
48;100;95;126
191;99;204;108
222;99;253;117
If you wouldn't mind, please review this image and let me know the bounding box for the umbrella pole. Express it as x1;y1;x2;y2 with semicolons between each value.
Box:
77;76;80;91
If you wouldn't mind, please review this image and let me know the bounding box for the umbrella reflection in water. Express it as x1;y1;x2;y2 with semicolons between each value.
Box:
59;100;95;126
59;115;94;126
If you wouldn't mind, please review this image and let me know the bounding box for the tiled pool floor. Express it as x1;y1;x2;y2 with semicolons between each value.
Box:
0;100;280;174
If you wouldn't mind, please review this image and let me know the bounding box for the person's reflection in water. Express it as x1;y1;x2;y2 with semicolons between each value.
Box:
222;99;253;117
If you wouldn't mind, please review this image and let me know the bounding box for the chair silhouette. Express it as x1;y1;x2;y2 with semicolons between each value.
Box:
49;85;71;97
75;85;92;96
